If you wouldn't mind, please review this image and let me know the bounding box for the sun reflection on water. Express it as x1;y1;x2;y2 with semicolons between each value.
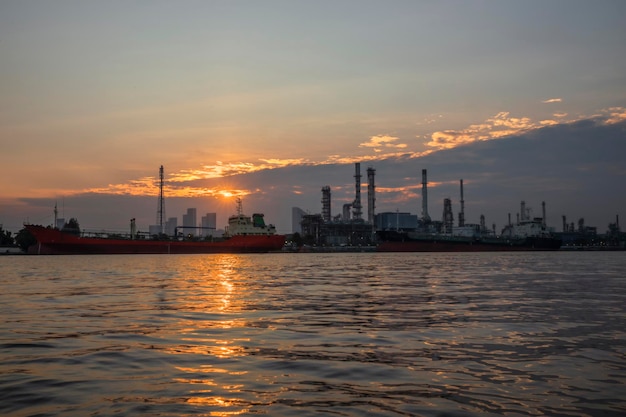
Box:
162;255;260;415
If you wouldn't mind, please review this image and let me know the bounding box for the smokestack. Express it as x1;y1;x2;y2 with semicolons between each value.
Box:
367;167;376;227
542;201;546;227
321;186;331;222
520;201;526;222
458;179;465;227
421;169;431;222
562;215;567;232
352;163;363;221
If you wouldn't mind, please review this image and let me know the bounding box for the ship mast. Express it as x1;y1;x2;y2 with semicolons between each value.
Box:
236;197;243;216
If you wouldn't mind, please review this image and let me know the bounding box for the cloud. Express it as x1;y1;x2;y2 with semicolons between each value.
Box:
416;114;444;126
422;108;626;151
605;107;626;124
359;135;408;152
425;112;534;150
542;98;563;103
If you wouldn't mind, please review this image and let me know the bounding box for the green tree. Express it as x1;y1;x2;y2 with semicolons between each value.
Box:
0;225;14;246
15;228;36;252
291;232;303;248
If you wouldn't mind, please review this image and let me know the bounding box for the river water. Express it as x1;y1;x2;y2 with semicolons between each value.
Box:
1;252;625;417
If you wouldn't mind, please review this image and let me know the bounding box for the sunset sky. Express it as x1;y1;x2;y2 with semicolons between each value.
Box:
1;1;625;235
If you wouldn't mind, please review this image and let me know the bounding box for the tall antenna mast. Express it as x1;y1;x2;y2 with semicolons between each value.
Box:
421;169;431;222
156;165;165;233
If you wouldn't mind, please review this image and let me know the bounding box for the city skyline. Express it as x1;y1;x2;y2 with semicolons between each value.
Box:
1;1;625;234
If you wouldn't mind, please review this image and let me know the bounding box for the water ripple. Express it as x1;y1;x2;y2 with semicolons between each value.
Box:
1;252;625;416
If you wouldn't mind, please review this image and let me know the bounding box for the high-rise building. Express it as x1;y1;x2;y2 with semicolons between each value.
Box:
182;208;197;236
165;217;178;236
292;207;307;234
201;213;217;237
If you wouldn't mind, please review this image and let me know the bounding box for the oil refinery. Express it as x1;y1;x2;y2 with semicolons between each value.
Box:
294;163;624;251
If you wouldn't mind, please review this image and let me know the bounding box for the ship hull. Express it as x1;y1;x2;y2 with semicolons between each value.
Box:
376;231;562;252
25;225;285;255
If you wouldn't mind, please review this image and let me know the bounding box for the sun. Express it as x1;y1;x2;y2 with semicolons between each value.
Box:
219;190;235;198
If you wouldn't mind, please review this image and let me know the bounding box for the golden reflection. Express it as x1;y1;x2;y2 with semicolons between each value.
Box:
175;365;245;375
185;396;250;416
160;254;263;415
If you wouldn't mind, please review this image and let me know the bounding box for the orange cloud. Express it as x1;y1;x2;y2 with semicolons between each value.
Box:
426;112;536;150
359;135;408;152
425;106;625;152
605;107;626;124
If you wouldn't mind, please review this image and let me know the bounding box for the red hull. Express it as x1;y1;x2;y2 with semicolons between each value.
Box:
25;225;285;255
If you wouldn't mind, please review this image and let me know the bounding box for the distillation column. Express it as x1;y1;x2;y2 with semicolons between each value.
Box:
458;179;465;227
321;186;331;222
367;167;376;227
442;198;454;234
352;163;363;221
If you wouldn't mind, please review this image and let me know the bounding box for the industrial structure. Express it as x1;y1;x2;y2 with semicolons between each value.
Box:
156;165;165;234
300;163;377;247
297;165;623;251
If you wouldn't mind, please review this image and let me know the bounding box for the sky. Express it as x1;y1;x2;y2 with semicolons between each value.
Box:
1;0;625;235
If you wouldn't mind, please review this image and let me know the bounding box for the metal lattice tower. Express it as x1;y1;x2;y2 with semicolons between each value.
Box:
156;165;166;233
421;169;431;222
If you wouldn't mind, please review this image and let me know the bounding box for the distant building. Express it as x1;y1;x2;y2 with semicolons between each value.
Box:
201;213;217;237
292;207;307;234
148;225;162;236
165;217;178;236
182;208;197;236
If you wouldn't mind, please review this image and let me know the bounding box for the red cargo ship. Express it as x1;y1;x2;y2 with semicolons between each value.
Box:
26;200;285;255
